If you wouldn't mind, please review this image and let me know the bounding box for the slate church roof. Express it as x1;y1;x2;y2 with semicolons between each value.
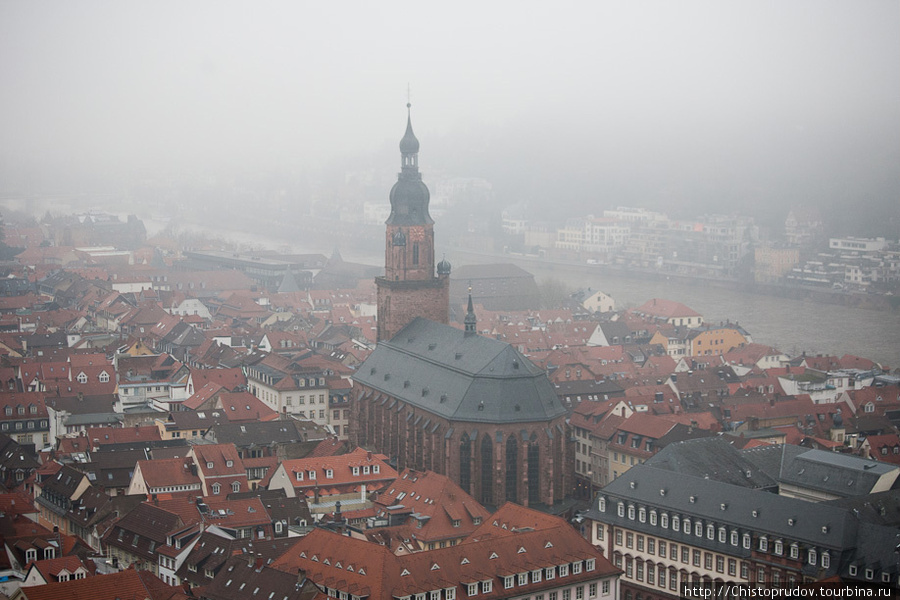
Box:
354;317;566;424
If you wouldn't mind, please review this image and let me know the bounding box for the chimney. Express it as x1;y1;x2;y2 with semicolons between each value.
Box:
367;451;373;461
255;556;265;572
314;486;320;504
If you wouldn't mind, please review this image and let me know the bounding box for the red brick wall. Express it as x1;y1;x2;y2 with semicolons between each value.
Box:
350;383;574;507
375;276;449;342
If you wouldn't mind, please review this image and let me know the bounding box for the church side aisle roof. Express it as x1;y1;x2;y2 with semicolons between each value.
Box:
354;317;567;424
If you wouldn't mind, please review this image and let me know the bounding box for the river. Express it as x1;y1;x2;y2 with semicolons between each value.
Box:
447;251;900;371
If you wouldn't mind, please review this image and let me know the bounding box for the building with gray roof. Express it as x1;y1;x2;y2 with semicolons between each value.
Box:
583;463;900;594
351;316;571;509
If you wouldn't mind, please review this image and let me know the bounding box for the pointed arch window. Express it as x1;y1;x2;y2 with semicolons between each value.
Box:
505;436;518;502
480;435;493;505
459;434;472;493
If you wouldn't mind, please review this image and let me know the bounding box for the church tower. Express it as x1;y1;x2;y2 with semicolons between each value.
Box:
376;104;450;342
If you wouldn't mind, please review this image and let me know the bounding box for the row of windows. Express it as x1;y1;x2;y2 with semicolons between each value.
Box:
601;498;831;566
294;464;381;482
4;405;40;415
470;559;598;596
150;484;200;494
285;394;327;405
293;410;327;420
1;420;48;431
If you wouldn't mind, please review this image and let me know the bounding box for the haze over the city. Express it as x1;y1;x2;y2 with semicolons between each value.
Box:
1;0;898;232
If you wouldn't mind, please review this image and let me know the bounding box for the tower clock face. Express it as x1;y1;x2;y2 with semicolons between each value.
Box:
409;227;425;242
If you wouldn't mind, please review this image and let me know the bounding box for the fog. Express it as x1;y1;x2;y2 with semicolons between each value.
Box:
1;1;898;229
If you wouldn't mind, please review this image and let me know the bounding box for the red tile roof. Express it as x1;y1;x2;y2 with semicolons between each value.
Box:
633;298;701;319
86;425;162;447
17;567;181;600
271;503;619;600
274;447;396;497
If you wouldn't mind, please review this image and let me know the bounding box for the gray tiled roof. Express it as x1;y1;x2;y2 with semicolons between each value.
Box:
645;437;777;489
354;318;566;424
743;444;899;498
588;464;856;551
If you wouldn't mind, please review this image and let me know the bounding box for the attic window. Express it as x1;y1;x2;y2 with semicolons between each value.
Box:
422;387;429;397
404;380;410;388
428;343;436;350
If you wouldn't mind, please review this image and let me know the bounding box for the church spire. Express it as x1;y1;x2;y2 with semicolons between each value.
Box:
399;103;420;170
464;286;477;335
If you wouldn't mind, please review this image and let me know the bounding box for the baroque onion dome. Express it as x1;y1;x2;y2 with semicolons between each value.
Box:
437;256;451;275
387;103;433;226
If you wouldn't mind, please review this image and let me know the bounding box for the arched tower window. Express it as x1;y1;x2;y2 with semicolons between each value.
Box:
460;434;472;493
480;434;493;505
413;243;419;265
505;436;518;502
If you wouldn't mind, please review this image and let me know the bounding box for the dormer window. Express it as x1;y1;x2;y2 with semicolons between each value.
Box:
226;460;233;468
326;469;334;479
373;465;380;474
808;549;817;565
212;483;221;495
759;536;768;552
352;467;360;476
77;372;88;384
308;470;316;480
206;462;214;469
363;465;370;475
618;503;625;517
296;471;304;481
99;371;109;382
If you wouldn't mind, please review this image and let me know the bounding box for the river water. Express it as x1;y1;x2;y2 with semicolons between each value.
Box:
483;256;900;371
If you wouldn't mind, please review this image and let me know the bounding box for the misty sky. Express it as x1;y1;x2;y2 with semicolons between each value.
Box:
1;1;898;224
